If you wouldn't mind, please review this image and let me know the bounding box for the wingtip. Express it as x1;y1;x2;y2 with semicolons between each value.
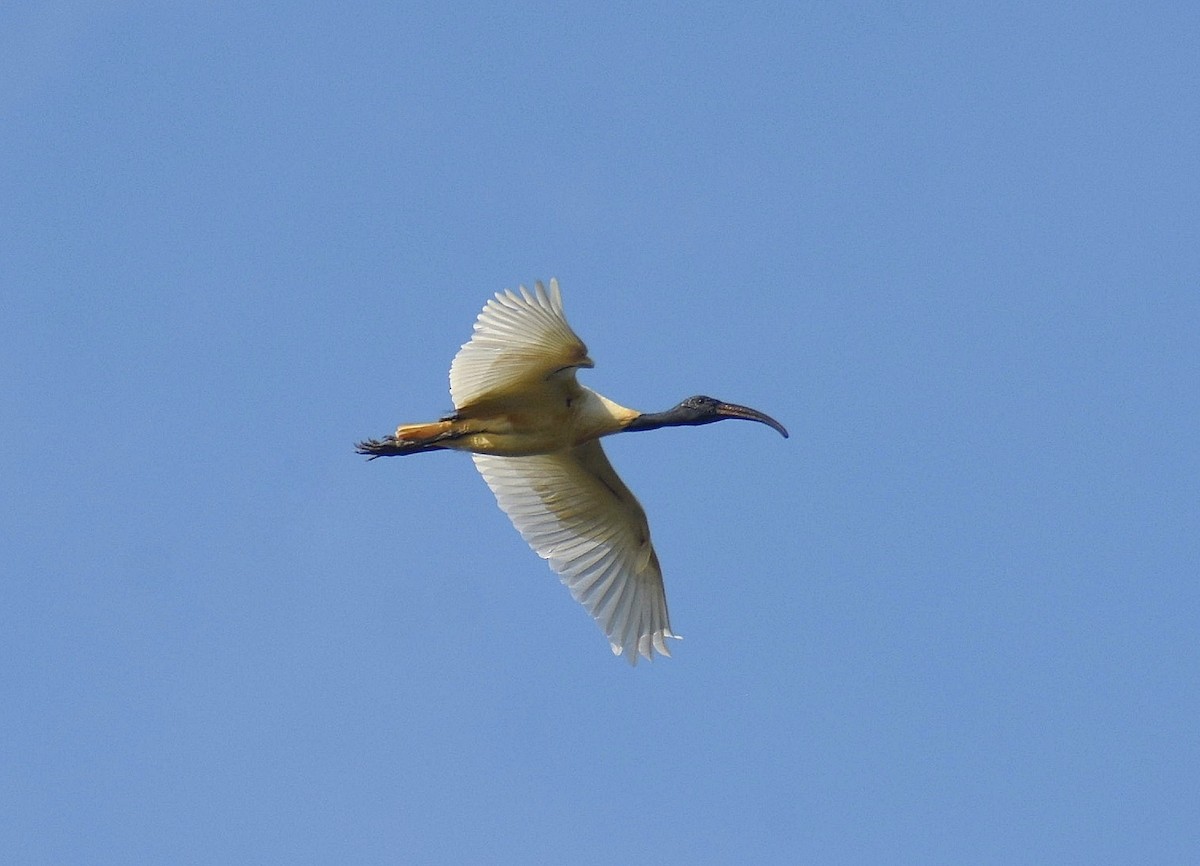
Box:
609;641;636;666
610;629;681;666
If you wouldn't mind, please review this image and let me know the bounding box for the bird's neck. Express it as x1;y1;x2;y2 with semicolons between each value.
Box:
623;409;692;433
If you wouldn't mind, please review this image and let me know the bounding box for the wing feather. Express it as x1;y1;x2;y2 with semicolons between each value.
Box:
472;440;679;664
449;278;592;409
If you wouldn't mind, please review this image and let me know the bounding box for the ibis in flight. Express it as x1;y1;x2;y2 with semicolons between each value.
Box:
356;280;787;664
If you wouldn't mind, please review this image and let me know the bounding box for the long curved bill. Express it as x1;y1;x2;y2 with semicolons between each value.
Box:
715;402;789;438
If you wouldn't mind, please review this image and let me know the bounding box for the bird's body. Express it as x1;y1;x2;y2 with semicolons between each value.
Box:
357;280;786;664
400;388;637;457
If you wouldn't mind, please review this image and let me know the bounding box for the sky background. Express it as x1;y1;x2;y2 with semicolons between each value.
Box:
3;3;1198;863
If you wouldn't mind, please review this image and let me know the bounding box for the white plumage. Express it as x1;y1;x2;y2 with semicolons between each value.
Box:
474;441;675;661
357;279;787;664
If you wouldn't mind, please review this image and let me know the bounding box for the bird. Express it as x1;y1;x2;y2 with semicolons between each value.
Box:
356;279;787;664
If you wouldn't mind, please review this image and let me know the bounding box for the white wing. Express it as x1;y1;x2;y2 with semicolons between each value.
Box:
449;278;592;410
473;440;678;664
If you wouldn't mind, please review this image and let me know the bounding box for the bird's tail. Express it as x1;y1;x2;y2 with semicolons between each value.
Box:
355;420;462;459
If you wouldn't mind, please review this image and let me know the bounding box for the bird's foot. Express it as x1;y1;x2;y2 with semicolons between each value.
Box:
355;436;408;459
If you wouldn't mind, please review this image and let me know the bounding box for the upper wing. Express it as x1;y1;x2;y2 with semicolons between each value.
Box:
472;440;678;664
449;279;592;410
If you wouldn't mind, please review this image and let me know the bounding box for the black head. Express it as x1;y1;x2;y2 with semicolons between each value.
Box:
628;394;789;437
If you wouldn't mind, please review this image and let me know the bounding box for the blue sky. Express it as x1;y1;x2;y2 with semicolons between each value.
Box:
3;3;1197;863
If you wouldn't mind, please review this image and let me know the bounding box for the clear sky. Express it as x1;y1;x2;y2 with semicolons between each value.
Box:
3;3;1197;863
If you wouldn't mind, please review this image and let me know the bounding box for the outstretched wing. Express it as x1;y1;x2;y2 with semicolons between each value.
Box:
449;279;592;410
473;440;679;664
